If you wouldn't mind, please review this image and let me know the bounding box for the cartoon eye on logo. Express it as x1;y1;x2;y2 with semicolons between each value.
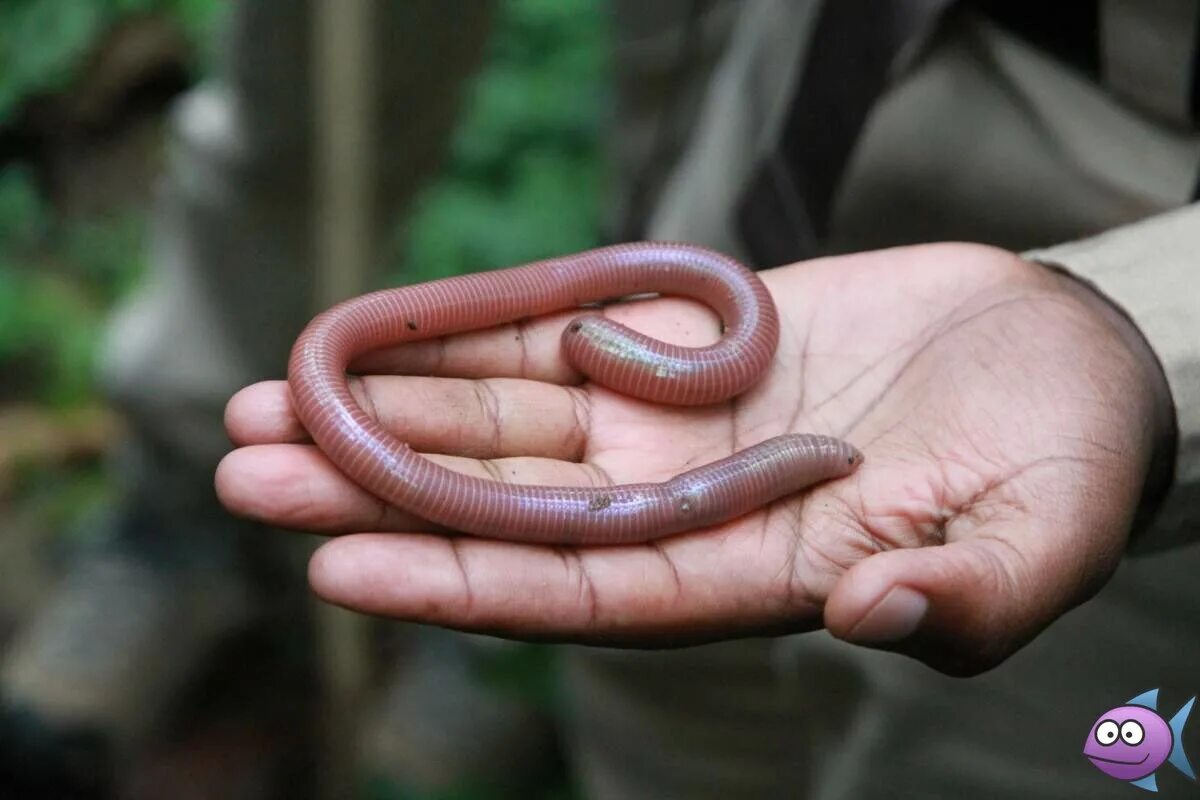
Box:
1083;689;1195;793
1121;721;1146;746
1096;720;1120;746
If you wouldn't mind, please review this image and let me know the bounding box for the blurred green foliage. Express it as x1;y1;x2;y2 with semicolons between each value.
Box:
0;166;145;406
395;0;609;281
0;0;218;407
1;0;608;405
0;0;220;123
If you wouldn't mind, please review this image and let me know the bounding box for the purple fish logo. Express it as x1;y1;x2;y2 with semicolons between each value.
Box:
1084;689;1195;793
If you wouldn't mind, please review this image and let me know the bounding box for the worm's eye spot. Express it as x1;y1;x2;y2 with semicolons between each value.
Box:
406;319;418;331
568;321;583;333
587;495;613;512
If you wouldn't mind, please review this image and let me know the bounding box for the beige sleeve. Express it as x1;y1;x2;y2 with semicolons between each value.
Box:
1025;203;1200;552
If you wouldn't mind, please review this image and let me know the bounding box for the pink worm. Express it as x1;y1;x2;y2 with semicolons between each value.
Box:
288;242;862;545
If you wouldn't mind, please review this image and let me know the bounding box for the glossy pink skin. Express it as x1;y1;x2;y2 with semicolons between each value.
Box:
287;242;863;545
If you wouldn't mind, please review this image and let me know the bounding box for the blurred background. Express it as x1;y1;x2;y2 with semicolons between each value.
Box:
0;0;612;797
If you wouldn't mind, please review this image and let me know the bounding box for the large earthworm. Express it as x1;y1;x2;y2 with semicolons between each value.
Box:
288;242;862;545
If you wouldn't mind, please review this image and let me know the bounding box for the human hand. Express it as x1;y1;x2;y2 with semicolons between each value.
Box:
216;243;1173;675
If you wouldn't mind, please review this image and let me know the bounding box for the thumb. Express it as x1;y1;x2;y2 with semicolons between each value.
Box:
822;525;1114;676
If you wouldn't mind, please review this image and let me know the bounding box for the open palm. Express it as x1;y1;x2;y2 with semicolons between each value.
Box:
217;243;1170;674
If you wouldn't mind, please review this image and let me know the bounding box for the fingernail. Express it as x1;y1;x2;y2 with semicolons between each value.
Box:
847;586;928;643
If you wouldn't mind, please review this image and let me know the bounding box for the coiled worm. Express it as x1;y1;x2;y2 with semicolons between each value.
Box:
287;242;862;545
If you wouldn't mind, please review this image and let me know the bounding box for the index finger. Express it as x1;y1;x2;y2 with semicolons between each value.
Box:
306;518;823;644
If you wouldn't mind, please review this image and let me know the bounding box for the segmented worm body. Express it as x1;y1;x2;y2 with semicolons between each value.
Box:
288;242;861;545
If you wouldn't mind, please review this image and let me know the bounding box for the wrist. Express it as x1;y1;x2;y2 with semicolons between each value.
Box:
1027;258;1178;530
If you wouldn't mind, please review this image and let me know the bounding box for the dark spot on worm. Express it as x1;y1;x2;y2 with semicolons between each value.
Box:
568;321;583;333
848;456;855;465
588;495;613;512
406;319;418;331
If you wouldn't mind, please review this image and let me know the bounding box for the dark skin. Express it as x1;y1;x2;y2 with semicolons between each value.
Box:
216;243;1175;676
